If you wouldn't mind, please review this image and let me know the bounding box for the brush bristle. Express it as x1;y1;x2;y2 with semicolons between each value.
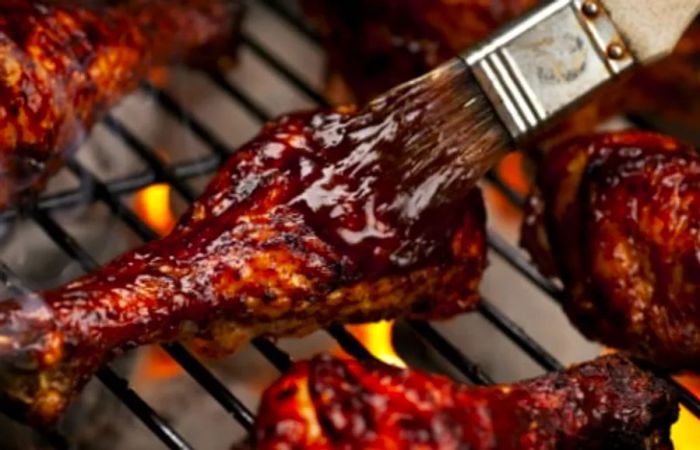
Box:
298;58;510;269
356;57;510;213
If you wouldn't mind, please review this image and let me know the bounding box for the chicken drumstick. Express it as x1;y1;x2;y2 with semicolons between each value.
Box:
256;354;678;449
0;0;243;208
0;102;488;426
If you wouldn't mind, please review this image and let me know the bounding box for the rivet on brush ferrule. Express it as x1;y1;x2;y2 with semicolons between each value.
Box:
462;0;634;142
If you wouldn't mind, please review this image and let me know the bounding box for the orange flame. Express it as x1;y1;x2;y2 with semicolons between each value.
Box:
484;151;533;223
132;183;180;381
346;321;406;368
496;151;531;197
672;374;700;450
133;183;177;236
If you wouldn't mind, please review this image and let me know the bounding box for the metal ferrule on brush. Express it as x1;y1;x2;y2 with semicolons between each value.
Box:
463;0;634;142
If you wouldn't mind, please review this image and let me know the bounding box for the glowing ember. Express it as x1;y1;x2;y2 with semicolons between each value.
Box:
147;66;170;88
133;183;177;236
496;151;531;196
672;375;700;450
483;151;533;224
346;321;406;368
133;347;181;382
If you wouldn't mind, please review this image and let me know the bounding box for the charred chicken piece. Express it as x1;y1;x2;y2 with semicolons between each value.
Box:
256;354;678;449
0;0;244;209
0;104;487;426
521;131;700;370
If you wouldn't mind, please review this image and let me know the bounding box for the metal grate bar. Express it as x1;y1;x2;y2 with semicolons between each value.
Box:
141;82;233;160
102;115;198;202
485;172;526;208
0;154;223;222
251;339;293;372
259;0;320;42
32;209;100;271
65;159;160;241
162;343;255;431
326;325;379;362
669;379;700;417
487;230;563;302
206;70;271;123
407;321;494;385
96;367;194;450
478;299;563;371
239;34;328;106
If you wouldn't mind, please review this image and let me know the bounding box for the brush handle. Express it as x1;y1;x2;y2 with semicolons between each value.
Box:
463;0;700;142
601;0;700;62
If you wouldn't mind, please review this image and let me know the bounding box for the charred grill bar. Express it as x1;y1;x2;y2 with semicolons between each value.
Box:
0;0;698;448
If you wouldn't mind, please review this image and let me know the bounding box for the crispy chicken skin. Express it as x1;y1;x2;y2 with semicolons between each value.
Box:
521;131;700;370
256;354;678;450
0;0;243;209
0;105;487;426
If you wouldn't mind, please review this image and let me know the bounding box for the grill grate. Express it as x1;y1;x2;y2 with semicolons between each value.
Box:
0;1;698;448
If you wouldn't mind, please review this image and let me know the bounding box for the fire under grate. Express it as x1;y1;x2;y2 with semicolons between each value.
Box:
1;1;699;449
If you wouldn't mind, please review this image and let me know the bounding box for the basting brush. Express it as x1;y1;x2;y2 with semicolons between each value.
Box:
334;0;700;219
286;0;700;271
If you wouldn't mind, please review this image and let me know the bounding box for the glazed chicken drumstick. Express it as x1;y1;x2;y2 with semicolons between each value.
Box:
521;131;700;370
0;100;488;426
256;354;678;449
0;0;243;209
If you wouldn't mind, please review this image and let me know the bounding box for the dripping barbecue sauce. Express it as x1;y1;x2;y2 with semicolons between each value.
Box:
224;105;483;279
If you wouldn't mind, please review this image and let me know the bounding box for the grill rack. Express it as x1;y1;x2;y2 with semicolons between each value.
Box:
0;1;697;448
